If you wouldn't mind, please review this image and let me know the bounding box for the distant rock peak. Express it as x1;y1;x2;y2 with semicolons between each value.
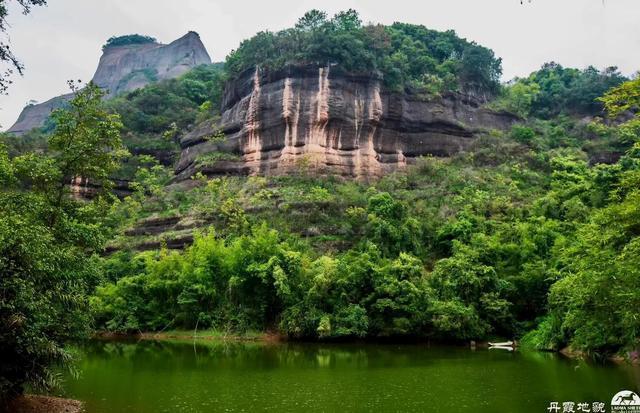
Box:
7;32;211;135
92;31;210;98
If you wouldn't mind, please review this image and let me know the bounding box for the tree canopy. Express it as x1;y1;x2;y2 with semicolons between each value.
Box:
103;34;157;50
225;9;502;97
493;62;627;119
0;82;125;402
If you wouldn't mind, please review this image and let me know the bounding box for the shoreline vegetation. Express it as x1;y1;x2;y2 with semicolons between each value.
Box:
11;334;636;413
92;330;640;365
94;329;278;342
2;7;640;410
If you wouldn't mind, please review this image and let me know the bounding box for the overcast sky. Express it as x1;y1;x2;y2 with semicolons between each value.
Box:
1;0;639;129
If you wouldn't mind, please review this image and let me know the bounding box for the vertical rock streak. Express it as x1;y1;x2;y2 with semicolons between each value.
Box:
353;81;383;177
280;77;298;167
176;65;518;181
244;68;262;165
312;67;330;147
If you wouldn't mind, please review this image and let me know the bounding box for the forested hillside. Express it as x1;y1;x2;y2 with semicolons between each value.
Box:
1;9;639;403
88;10;635;352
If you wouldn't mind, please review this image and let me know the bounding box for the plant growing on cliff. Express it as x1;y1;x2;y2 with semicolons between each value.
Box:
103;63;225;177
195;151;241;167
0;82;125;403
225;9;502;96
103;34;156;50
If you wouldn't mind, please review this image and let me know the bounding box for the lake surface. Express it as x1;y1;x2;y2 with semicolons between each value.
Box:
60;339;640;413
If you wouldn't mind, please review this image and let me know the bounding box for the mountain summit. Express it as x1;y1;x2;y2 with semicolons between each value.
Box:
7;31;211;135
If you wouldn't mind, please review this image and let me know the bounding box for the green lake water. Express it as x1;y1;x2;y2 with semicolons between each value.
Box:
60;339;640;413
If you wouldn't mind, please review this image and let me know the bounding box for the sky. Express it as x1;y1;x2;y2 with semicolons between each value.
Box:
1;0;639;129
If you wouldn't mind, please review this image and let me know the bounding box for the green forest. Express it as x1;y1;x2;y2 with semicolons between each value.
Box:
226;9;502;95
1;8;640;406
103;34;157;50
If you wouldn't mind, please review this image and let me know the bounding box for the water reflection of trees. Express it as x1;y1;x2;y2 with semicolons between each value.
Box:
79;340;508;371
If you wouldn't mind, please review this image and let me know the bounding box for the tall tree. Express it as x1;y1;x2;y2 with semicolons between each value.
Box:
0;82;125;404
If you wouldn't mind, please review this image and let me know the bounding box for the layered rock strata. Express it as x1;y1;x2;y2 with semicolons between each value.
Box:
176;65;518;179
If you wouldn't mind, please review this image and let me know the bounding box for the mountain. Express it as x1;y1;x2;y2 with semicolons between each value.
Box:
7;31;211;135
2;8;638;365
175;65;517;180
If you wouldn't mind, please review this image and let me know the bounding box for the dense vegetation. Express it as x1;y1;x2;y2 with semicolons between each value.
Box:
0;83;125;402
103;34;157;50
104;62;225;176
91;76;640;356
107;63;224;138
2;63;225;178
226;9;502;96
526;79;640;353
1;8;639;404
492;62;627;118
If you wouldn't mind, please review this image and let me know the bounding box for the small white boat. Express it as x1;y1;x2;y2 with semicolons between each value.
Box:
489;345;514;351
489;341;514;347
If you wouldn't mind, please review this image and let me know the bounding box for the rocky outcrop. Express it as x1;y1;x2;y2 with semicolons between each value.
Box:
175;65;519;180
6;93;74;135
92;31;211;97
7;32;211;135
69;176;132;199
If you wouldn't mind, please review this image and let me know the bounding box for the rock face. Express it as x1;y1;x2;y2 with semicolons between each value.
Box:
7;32;211;135
6;93;74;135
92;31;211;98
175;65;519;180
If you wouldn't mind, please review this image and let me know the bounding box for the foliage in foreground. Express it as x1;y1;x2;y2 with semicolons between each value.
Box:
523;78;640;354
0;83;124;401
